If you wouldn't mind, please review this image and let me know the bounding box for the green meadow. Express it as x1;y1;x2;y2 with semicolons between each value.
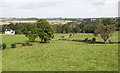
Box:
1;32;118;71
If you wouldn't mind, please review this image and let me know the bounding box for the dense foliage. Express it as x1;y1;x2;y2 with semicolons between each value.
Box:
21;23;38;42
21;19;54;42
1;18;118;34
53;21;100;33
37;19;54;42
2;23;24;34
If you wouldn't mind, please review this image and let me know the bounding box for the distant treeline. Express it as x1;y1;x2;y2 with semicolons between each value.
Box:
53;18;119;33
1;18;119;34
2;18;38;21
1;17;118;22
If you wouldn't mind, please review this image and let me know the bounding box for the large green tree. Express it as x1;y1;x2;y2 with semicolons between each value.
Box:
21;23;38;42
53;24;63;33
37;19;54;42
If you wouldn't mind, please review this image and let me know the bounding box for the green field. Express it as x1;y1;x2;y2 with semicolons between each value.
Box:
1;32;118;71
2;34;68;48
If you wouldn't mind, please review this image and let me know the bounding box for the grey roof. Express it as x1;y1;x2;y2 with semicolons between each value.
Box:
6;29;12;31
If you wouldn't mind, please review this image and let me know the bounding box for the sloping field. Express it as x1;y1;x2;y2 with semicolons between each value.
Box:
2;32;118;71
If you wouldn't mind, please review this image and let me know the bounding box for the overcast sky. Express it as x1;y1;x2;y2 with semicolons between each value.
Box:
0;0;119;18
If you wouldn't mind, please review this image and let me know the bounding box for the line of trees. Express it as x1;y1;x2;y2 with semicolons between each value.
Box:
1;18;118;34
1;18;119;44
53;18;118;34
53;20;101;33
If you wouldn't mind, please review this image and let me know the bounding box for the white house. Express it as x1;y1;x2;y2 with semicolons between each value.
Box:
5;29;15;35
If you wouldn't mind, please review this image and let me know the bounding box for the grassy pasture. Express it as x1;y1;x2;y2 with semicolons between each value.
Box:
2;34;68;48
1;32;118;71
68;31;118;43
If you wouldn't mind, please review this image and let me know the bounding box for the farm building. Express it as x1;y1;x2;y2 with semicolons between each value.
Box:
5;29;15;35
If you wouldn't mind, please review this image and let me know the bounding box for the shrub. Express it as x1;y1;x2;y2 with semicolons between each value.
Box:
26;41;30;45
88;39;92;43
92;38;96;43
22;43;26;46
2;43;7;49
22;41;32;46
11;43;16;48
84;38;88;42
69;34;72;37
61;36;64;38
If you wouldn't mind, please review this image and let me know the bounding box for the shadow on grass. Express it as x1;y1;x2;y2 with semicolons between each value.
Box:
1;40;52;50
60;39;120;44
15;41;40;44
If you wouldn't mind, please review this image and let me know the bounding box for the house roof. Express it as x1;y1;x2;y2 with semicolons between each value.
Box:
5;29;12;31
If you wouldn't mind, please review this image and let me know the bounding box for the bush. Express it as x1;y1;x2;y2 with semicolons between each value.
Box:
2;43;7;49
92;38;96;43
22;43;26;46
26;41;30;45
69;34;72;37
88;39;92;43
84;38;88;42
11;43;16;48
22;41;32;46
61;36;64;38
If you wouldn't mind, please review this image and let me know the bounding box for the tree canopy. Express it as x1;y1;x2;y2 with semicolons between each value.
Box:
21;19;54;42
37;19;54;42
21;23;38;41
